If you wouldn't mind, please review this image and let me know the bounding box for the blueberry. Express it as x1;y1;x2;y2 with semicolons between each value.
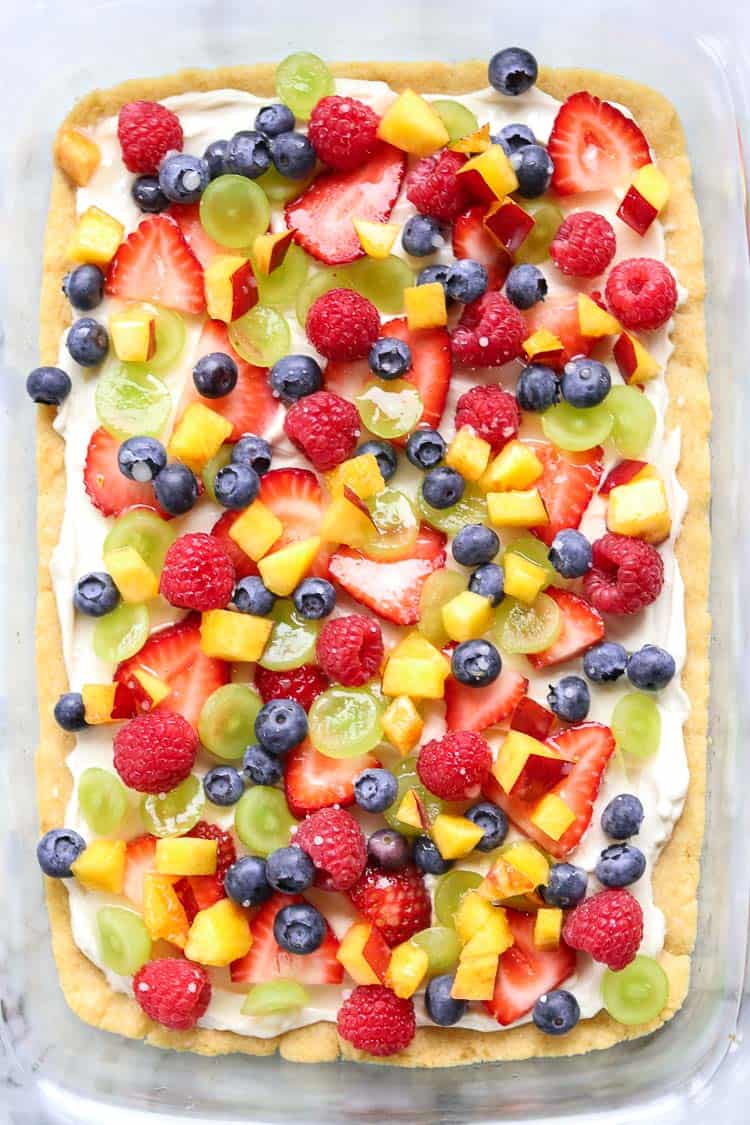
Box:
270;131;316;179
445;259;488;303
37;828;86;878
417;263;450;289
232;576;276;616
601;794;644;840
193;352;238;398
54;692;88;732
225;130;271;179
203;765;244;806
356;440;397;482
426;974;468;1026
255;698;308;755
542;863;588;908
495;122;536;155
561;357;611;408
118;436;167;483
452;640;502;687
405;428;446;471
488;47;538;96
402;214;444;257
274;902;325;955
626;645;676;691
224;855;272;907
73;572;120;617
422;466;465;509
469;562;504;606
242;743;283;786
131;174;169;213
158;153;210;202
266;845;315;893
533;989;580;1036
511;144;554;199
368;337;412;380
26;366;72;406
66;317;108;366
595;843;646;888
354;768;398;814
583;641;628;684
292;577;336;620
232;433;273;475
203;139;229;179
214;463;261;509
413;836;453;875
367;828;411;870
547;675;590;722
153;463;199;515
505;264;548;310
452;524;500;567
516;364;559;412
269;354;323;402
465;801;508;851
548;529;592;578
63;264;106;310
255;103;296;138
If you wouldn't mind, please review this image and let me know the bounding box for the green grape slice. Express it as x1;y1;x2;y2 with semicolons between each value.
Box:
383;758;445;838
602;955;669;1025
259;599;320;671
356;380;424;440
235;786;297;856
97;907;152;976
229;305;291;367
141;774;205;837
361;489;419;561
198;683;262;761
257;166;314;205
492;593;562;654
502;536;557;585
95;366;172;441
308;686;384;758
513;202;564;266
411;926;462;976
296;269;352;326
242;979;310;1016
124;305;186;376
430;100;479;143
200;175;271;248
201;443;234;503
78;767;129;835
93;602;149;663
276;52;335;120
347;256;414;315
605;385;657;458
611;692;661;759
434;870;484;928
254;243;309;309
418;483;488;535
417;568;467;647
541;401;614;452
103;509;176;576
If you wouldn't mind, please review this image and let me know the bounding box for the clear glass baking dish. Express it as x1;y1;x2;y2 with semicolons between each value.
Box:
1;1;749;1120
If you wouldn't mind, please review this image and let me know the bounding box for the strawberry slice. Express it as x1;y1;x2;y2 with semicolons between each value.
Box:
452;206;512;290
174;875;225;923
210;510;260;580
115;613;229;729
105;214;205;314
524;297;591;371
83;427;171;519
230;893;343;985
548;91;651;196
599;459;648;496
166;202;223;267
484;910;576;1025
258;467;332;578
444;667;528;733
122;835;157;908
510;696;556;741
328;525;447;626
527;440;603;547
285;144;407;265
527;588;605;670
284;738;380;819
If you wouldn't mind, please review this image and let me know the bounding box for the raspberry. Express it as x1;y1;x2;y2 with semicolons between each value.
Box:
337;984;415;1056
308;96;380;172
316;614;384;687
188;821;236;880
417;730;492;800
583;533;664;615
451;292;526;369
133;958;211;1030
306;288;381;362
562;888;643;970
604;257;678;331
294;807;367;891
284;391;361;471
159;533;235;611
454;383;521;451
549;211;616;278
114;711;197;794
254;664;330;711
349;865;431;946
117;101;184;175
406;150;469;222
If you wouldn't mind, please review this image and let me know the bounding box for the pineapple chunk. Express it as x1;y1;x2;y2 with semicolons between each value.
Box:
155;837;218;877
169;403;233;474
336;922;390;985
104;545;159;603
457;145;518;201
480;440;543;493
252;229;294;275
184;898;252;966
55;126;101;186
228;500;283;561
142;873;190;948
381;632;451;699
377;90;450;156
132;669;171;706
404;282;447;330
109;307;157;363
502;553;548;605
68;206;124;265
530;793;576;840
455;892;501;945
81;683;118;725
431;814;485;860
487;489;548;528
71;839;126;894
441;590;495;642
577;293;620;338
326;455;385;500
445;426;492;482
451;952;499;1000
534;907;563;951
382;695;423;755
258;536;321;596
386;941;429;999
200;610;273;662
353;219;400;259
607;477;671;544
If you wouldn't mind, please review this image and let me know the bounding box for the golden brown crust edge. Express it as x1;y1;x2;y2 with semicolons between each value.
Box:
36;60;709;1066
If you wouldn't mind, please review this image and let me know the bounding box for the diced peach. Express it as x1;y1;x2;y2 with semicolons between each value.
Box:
457;145;518;202
445;426;492;482
534;907;563;951
143;873;190;948
258;536;321;596
487;489;548;528
55;127;101;186
228;500;284;560
577;293;620;338
522;328;564;366
184;899;252;966
325;454;385;500
104;545;159;603
336;921;390;985
607;476;671;544
204;255;258;323
441;590;494;642
480;440;543;493
431;814;485;860
382;633;451;699
387;941;429;999
253;229;294;275
396;788;431;831
613;331;661;385
199;610;273;662
483;198;535;253
68;206;124;265
353;219;400;259
451;951;499;1000
530;793;576;839
109;307;157;363
377;90;450;156
382;695;423;755
169;403;233;473
155;837;217;876
404;282;447;330
491;730;568;795
71;839;126;894
503;553;548;605
449;123;492;155
319;492;376;547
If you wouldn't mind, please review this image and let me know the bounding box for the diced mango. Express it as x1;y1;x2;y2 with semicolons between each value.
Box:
386;941;429;999
487;489;548;528
68;206;124;265
55;127;101;186
441;590;494;642
326;454;385;500
132;669;171;706
258;536;321;596
200;610;273;662
382;695;423;755
451;952;499;1000
449;122;492;154
501;840;550;890
169;403;234;473
534;907;563;951
382;632;451;699
530;793;576;840
204;255;257;323
522;328;563;364
155;837;218;877
503;553;548;605
142;873;190;948
613;331;661;385
319;493;375;547
377;90;450;156
455;891;500;945
184;898;252;966
109;307;157;363
577;293;620;338
445;426;492;482
461;910;514;958
336;922;390;985
396;788;430;831
228;499;284;561
432;814;485;860
456;145;518;202
252;229;294;275
479;440;543;493
71;839;126;894
607;477;671;544
81;683;118;725
491;730;558;794
353;219;400;259
404;282;447;330
104;545;159;603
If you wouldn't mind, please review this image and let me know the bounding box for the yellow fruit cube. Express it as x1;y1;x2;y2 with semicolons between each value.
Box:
258;536;321;596
336;922;389;985
534;907;563;951
382;695;423;755
109;307;157;363
228;500;283;561
631;163;671;211
142;873;190;948
387;941;429;999
522;328;563;363
480;440;543;493
396;788;430;831
530;793;576;840
204;255;257;322
457;145;518;201
200;610;273;662
319;493;375;547
55;126;101;186
353;219;400;259
445;426;492;482
491;730;557;794
432;814;485;860
71;839;126;894
169;403;233;474
326;454;385;500
377;89;450;156
81;683;119;724
577;293;620;338
462;910;514;958
441;590;495;642
614;331;661;385
607;477;671;544
502;841;550;895
184;898;252;966
451;952;499;1000
104;545;159;603
503;553;548;605
487;489;548;528
381;632;451;699
68;206;124;265
132;669;171;706
404;282;447;330
155;837;218;877
450;123;492;155
455;892;500;945
252;229;294;275
478;856;537;903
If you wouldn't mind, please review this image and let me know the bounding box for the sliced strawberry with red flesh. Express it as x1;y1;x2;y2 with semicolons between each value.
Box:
524;298;591;372
122;835;157;908
210;510;260;581
527;588;605;670
230;893;343;985
324;358;370;401
599;460;648;496
328;525;447;626
259;467;332;578
444;668;528;733
105;214;205;314
484;910;576;1025
381;318;451;436
510;696;556;741
166;203;223;268
527;440;603;547
284;739;380;819
115;613;229;730
285;144;407;265
452;205;512;290
548;91;651;196
83;427;171;519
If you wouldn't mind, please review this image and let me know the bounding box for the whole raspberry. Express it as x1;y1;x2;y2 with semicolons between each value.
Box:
294;807;367;891
550;211;617;278
117;101;184;174
406;149;469;222
113;711;198;793
284;391;361;471
605;258;678;331
583;533;664;615
306;288;381;361
316;614;384;687
417;730;492;800
188;822;236;880
133;958;211;1030
451;292;526;368
337;984;416;1056
255;664;330;711
308;96;380;171
349;864;431;946
454;383;521;451
562;888;643;970
159;533;235;611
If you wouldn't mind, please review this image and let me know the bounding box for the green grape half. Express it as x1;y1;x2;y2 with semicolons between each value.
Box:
103;509;176;576
259;599;320;671
347;256;414;315
229;305;291;367
602;955;669;1025
97;907;152;976
611;692;661;759
254;243;310;309
492;593;562;655
93;603;149;663
275;52;335;120
141;774;205;837
78;767;129;835
201;444;234;503
417;483;488;535
513;202;564;266
200;175;271;248
242;979;310;1015
356;380;424;440
417;568;467;647
95;366;171;441
606;385;657;458
235;786;297;856
257;166;314;205
198;683;262;761
308;686;384;758
541;401;614;453
296;269;352;326
434;870;484;928
125;305;186;376
411;926;462;976
430;99;478;143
